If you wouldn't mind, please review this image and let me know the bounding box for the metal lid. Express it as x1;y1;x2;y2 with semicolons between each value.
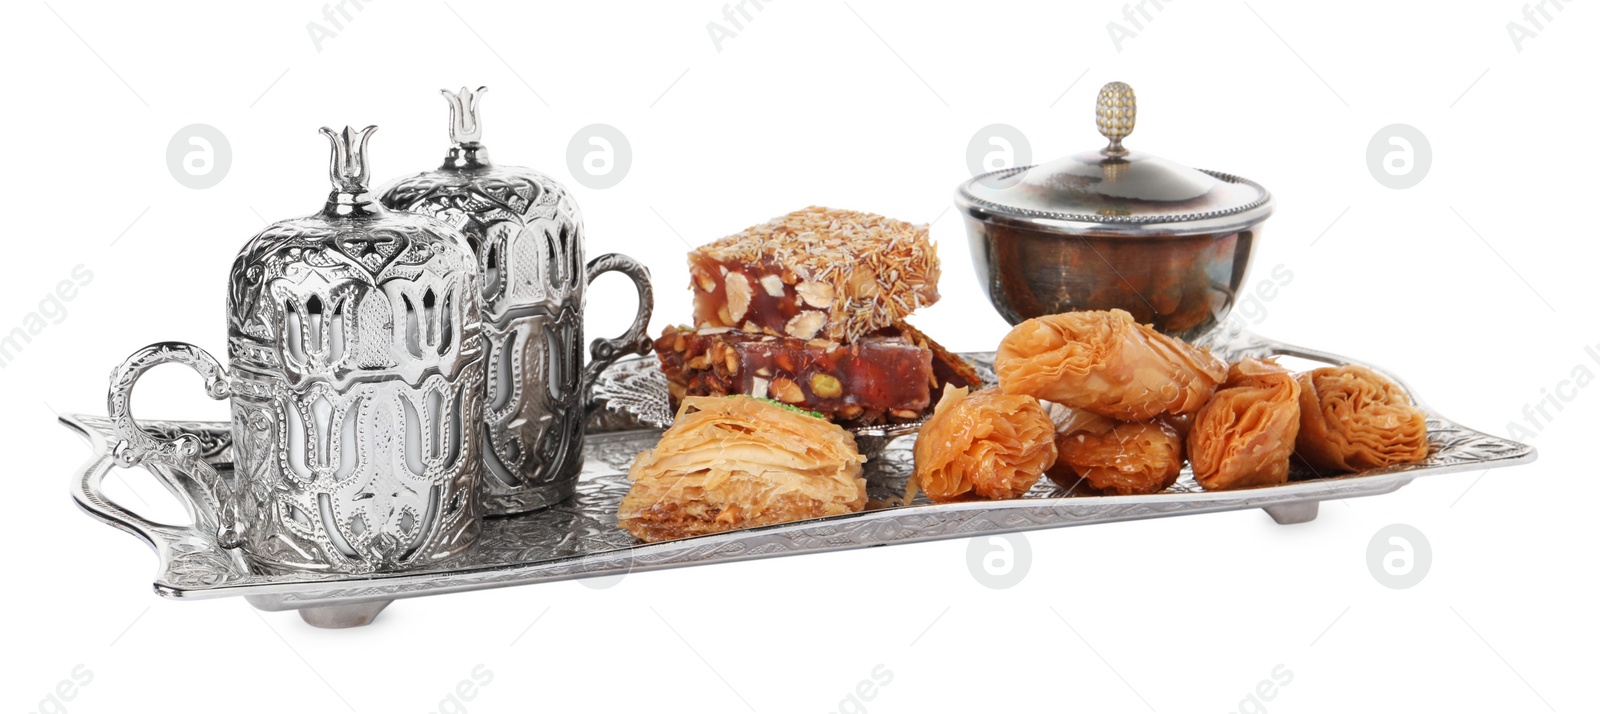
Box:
956;82;1272;237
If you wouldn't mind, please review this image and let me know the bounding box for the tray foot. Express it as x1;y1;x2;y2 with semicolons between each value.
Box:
1263;501;1319;525
297;600;392;628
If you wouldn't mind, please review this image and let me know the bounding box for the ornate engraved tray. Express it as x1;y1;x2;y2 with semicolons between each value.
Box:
65;329;1535;627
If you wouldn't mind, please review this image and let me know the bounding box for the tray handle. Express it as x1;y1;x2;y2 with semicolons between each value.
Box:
580;253;654;410
72;439;171;548
106;342;243;549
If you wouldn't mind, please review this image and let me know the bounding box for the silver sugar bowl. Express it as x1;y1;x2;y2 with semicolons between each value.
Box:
381;87;653;515
106;125;486;574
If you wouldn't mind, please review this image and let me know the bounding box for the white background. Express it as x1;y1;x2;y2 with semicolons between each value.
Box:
3;1;1594;712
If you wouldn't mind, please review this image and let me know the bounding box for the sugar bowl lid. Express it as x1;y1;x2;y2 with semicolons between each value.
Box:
956;82;1272;237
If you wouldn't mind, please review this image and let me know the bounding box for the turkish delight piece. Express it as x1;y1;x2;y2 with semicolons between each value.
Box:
688;206;940;343
654;325;936;424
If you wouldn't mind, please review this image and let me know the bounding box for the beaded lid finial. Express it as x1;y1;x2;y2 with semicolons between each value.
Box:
442;86;488;144
1095;82;1136;156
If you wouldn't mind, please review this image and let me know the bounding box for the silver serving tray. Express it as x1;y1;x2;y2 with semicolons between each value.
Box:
66;329;1534;627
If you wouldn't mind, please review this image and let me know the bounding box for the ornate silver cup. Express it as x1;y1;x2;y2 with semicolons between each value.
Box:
381;87;653;515
105;126;487;574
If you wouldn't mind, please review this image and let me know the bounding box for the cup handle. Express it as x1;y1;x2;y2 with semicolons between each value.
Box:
106;341;242;549
580;253;654;410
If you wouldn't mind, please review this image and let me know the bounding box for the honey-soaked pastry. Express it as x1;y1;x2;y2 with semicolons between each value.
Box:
995;309;1227;421
1294;365;1429;472
617;396;867;543
689;206;940;342
914;386;1056;502
1047;414;1184;495
1162;413;1194;443
1188;358;1302;490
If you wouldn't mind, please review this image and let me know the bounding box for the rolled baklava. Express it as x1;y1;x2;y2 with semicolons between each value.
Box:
1188;358;1302;490
1294;365;1429;472
995;309;1227;421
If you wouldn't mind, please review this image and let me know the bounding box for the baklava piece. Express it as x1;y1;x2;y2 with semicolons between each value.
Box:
617;396;867;543
1294;365;1429;472
1046;411;1184;496
688;206;940;343
995;308;1227;421
1188;358;1302;491
913;386;1057;503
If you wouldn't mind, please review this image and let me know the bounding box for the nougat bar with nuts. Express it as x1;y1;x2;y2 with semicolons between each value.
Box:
688;206;940;343
654;325;940;424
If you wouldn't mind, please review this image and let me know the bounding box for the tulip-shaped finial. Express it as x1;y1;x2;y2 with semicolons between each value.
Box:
320;125;378;194
442;86;488;145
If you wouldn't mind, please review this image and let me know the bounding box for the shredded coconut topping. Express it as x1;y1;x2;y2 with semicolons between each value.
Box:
693;206;940;341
